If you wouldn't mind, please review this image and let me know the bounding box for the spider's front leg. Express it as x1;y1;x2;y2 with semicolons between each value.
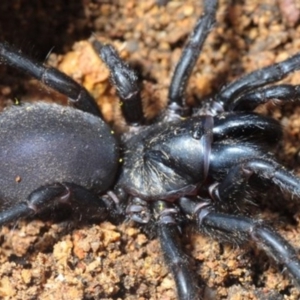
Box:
178;197;300;286
210;158;300;204
215;51;300;111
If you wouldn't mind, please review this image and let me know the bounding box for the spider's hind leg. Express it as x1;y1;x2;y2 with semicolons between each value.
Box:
0;183;111;226
0;42;101;117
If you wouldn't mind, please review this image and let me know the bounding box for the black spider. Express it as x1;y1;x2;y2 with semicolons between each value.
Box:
1;0;300;299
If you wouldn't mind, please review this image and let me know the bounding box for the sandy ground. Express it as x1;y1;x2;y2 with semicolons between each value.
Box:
0;0;300;299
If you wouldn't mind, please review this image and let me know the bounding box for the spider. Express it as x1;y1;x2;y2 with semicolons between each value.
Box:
1;0;300;299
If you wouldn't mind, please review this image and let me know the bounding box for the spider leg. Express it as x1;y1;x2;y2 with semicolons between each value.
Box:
211;158;300;202
0;183;113;226
0;202;33;226
92;0;219;123
154;201;199;300
179;197;300;286
165;0;218;120
228;84;300;111
216;52;300;110
0;42;101;117
92;40;144;126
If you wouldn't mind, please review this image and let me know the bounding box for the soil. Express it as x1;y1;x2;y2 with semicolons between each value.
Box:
0;0;300;299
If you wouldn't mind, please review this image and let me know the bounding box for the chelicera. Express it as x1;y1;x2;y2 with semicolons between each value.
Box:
1;0;300;299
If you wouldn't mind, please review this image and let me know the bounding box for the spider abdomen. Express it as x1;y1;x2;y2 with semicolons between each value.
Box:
0;102;119;209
